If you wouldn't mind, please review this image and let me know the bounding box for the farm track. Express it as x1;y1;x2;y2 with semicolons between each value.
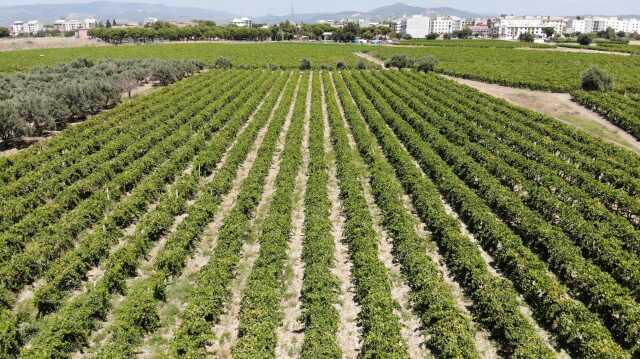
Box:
3;68;640;358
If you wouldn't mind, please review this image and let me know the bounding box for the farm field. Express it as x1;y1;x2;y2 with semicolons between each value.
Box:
0;42;365;73
1;66;640;359
372;46;640;91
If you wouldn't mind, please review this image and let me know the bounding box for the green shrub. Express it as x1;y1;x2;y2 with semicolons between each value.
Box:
384;54;414;69
415;56;438;73
299;58;312;70
214;56;232;69
581;66;614;91
577;33;593;46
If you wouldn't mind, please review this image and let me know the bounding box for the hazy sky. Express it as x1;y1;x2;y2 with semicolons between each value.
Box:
1;0;638;16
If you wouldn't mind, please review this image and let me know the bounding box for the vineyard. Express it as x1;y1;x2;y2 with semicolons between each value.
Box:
1;67;640;359
372;46;640;91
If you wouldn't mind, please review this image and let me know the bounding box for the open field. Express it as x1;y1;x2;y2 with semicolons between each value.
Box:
0;42;365;73
0;37;109;52
1;67;640;358
372;46;640;91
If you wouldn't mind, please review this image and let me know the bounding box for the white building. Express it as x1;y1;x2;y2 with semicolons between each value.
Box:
620;18;640;34
143;17;159;26
430;16;463;35
11;21;24;36
231;17;252;28
10;20;42;36
567;18;586;34
493;16;545;40
405;15;430;38
54;18;97;32
541;16;567;36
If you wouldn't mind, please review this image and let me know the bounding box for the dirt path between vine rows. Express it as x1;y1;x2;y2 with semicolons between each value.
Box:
321;74;362;359
440;75;640;154
206;74;301;358
275;73;312;359
136;74;291;358
354;52;386;69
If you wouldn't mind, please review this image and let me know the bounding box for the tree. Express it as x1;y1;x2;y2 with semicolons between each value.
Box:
577;33;592;45
518;32;534;42
426;33;439;40
112;19;117;27
356;60;367;70
299;58;311;70
581;66;614;91
415;55;438;73
0;27;9;38
617;31;626;38
384;54;414;69
542;27;555;38
106;20;112;28
455;27;472;39
606;26;615;40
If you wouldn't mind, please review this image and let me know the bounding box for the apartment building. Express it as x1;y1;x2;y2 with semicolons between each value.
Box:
10;20;42;36
53;18;97;32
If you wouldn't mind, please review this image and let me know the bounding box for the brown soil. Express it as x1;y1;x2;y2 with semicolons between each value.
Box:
0;37;108;52
442;75;640;154
354;52;386;69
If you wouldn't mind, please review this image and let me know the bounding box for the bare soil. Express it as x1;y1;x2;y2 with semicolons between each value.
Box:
354;52;386;69
0;37;108;52
442;75;640;154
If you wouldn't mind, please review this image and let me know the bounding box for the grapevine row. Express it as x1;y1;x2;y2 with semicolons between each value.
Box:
324;71;409;358
168;73;301;357
232;71;309;358
373;71;640;296
18;71;287;359
298;71;341;358
354;70;635;356
0;71;255;294
340;71;555;358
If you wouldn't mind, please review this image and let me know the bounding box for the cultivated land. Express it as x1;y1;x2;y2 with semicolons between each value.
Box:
1;41;640;358
0;42;365;73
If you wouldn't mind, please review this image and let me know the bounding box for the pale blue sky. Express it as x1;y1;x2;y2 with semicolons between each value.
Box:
0;0;638;17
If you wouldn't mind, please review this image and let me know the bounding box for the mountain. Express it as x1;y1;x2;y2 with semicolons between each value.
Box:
255;3;487;24
0;1;236;25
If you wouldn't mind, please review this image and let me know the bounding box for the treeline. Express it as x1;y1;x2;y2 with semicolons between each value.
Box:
0;58;203;144
88;21;395;44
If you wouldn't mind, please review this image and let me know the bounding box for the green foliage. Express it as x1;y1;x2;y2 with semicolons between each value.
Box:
384;54;414;69
0;27;10;38
581;65;614;91
214;56;233;69
577;33;593;45
299;58;312;70
414;55;438;73
518;32;534;42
